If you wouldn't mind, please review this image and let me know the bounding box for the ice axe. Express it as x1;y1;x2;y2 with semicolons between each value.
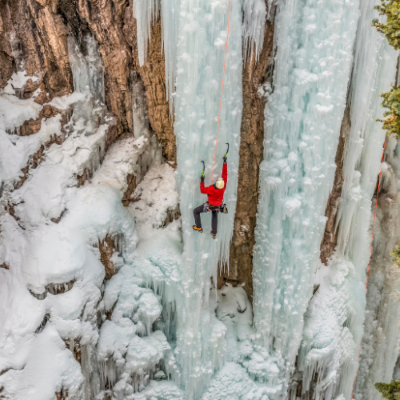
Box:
201;160;205;178
224;143;229;160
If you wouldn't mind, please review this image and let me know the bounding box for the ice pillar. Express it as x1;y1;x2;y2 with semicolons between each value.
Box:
173;1;243;398
252;0;359;396
295;0;398;398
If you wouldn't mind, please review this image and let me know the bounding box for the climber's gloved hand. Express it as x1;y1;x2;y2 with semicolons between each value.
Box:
201;175;205;183
223;155;227;163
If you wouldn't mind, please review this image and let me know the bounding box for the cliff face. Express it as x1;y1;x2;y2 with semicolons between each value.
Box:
218;20;274;300
1;0;400;399
0;0;173;156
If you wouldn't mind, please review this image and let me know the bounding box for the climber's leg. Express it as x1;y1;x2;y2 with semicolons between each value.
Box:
211;210;218;237
193;205;204;232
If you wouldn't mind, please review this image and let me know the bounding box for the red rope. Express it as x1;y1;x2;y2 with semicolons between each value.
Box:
211;0;231;184
351;140;386;399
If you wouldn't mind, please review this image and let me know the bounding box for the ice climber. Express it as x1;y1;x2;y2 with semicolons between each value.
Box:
193;153;228;239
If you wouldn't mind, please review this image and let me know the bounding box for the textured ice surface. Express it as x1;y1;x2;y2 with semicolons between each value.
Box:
252;0;359;396
202;362;276;400
135;0;267;110
68;34;105;102
242;0;267;61
134;0;245;396
171;0;244;397
353;138;400;400
296;0;399;398
298;258;359;399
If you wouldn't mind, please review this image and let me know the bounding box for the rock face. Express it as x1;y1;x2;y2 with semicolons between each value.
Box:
9;0;74;96
124;12;176;162
0;0;173;161
0;2;14;88
1;0;273;302
320;105;350;264
218;20;274;300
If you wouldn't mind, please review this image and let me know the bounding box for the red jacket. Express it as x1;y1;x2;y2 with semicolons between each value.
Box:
200;163;227;206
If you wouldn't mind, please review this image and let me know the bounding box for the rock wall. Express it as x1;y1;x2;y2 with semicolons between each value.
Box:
1;0;273;301
218;19;274;300
0;0;174;160
124;12;176;162
320;104;351;264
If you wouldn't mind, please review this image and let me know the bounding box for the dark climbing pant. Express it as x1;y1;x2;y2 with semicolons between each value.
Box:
193;204;218;234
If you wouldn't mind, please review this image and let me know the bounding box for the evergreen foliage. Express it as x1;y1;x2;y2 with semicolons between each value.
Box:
372;0;400;49
372;1;400;138
375;380;400;399
377;85;400;139
392;244;400;267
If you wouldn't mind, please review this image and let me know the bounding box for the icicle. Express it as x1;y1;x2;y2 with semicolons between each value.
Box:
252;0;359;397
9;31;25;72
133;0;160;67
68;34;105;102
242;0;267;62
85;35;105;103
171;0;243;398
296;0;399;399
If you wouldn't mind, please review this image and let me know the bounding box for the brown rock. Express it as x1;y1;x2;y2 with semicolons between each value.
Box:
46;279;75;295
218;18;275;301
56;388;68;400
15;102;62;136
0;51;14;89
22;78;40;98
320;104;350;265
64;338;81;364
125;8;176;162
14;132;65;189
121;173;137;206
69;0;133;136
76;168;91;188
99;235;117;280
0;3;15;88
18;117;42;136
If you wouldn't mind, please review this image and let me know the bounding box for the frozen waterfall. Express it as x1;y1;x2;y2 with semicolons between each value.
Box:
252;0;359;397
2;0;400;398
296;0;399;399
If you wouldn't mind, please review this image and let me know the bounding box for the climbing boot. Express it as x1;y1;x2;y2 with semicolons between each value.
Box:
211;232;217;239
193;225;203;233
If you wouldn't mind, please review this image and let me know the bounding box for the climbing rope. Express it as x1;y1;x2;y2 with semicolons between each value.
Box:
211;0;232;184
351;140;386;399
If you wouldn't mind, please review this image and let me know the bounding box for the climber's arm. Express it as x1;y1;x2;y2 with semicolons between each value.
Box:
222;162;228;184
200;182;211;194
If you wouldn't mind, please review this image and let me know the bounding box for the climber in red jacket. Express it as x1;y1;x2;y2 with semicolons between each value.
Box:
193;154;228;239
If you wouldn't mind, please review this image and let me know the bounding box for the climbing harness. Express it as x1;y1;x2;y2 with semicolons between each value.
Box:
211;0;231;184
351;140;386;399
203;202;228;214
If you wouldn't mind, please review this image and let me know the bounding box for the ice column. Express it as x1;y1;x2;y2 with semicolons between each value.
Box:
135;0;266;111
252;0;359;396
172;0;243;398
133;0;160;67
296;1;399;398
68;35;105;102
242;0;267;61
134;0;243;397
